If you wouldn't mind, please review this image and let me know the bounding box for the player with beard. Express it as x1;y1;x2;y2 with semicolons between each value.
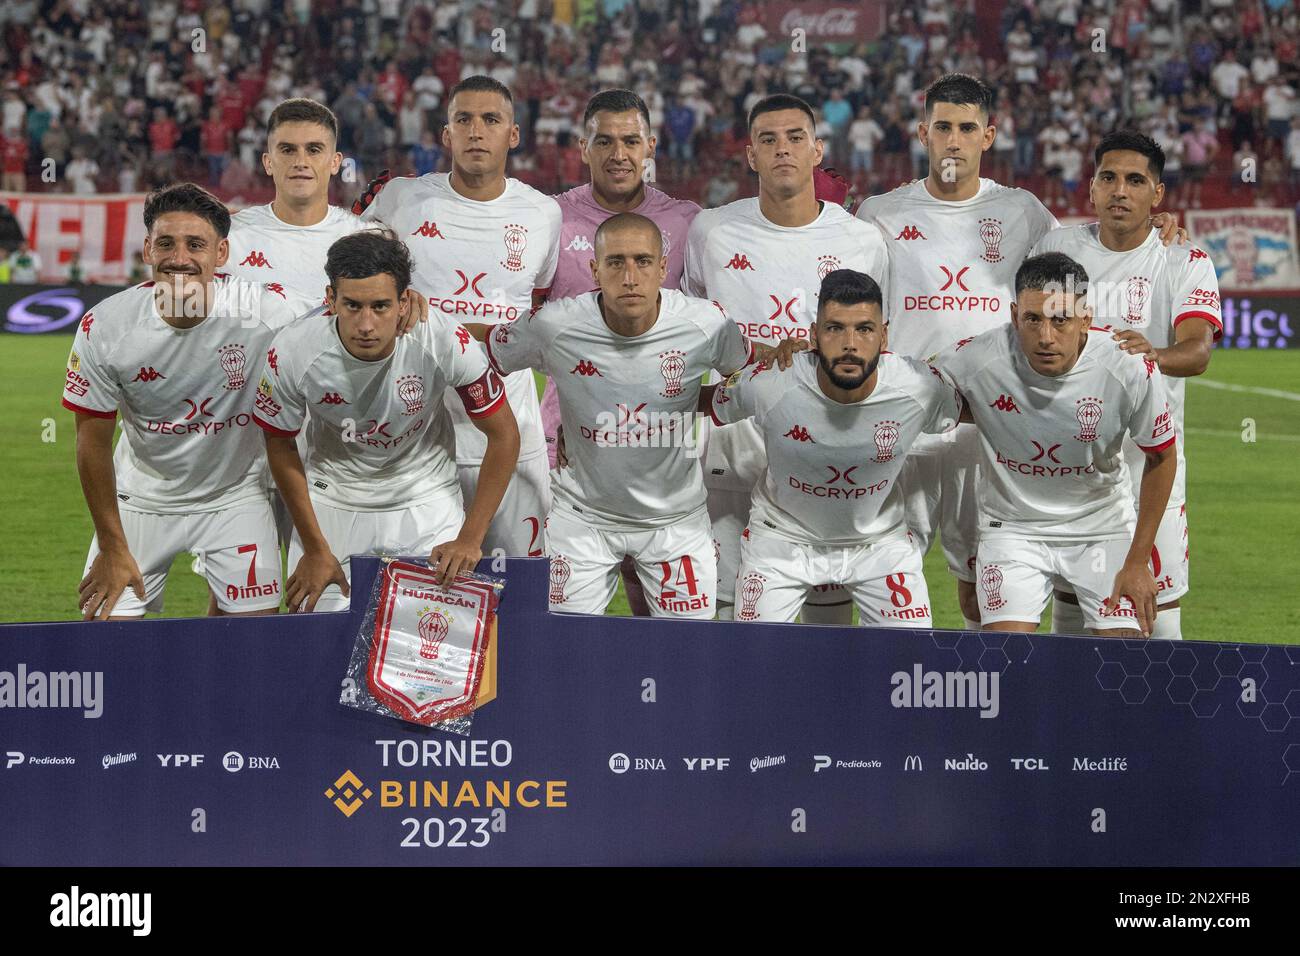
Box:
355;76;561;561
683;93;890;623
857;73;1182;631
710;270;960;625
1031;130;1221;639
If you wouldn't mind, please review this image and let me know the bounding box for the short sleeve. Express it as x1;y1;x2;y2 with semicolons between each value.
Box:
919;360;963;435
681;215;710;297
1024;195;1060;248
61;311;118;419
709;366;761;426
1170;246;1223;340
484;310;547;375
260;283;300;327
707;299;755;374
1127;359;1176;453
252;333;307;437
534;204;561;294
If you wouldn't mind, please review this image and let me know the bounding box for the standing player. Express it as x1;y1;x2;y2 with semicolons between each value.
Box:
935;253;1177;637
355;76;561;559
477;214;759;618
63;183;296;620
710;270;960;626
1031;131;1220;640
683;93;890;622
253;231;519;612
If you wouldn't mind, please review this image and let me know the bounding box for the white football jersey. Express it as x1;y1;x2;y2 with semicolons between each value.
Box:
857;178;1059;361
486;290;754;531
681;196;891;490
360;172;562;464
61;274;297;514
1030;224;1223;507
252;312;504;511
226;203;366;318
935;324;1176;541
710;352;960;547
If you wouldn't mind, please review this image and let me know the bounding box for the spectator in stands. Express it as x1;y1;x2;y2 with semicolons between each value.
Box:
665;96;696;167
1182;118;1220;208
7;241;40;283
201;107;230;188
1;127;27;191
66;147;99;195
1288;118;1300;191
821;88;852;168
410;129;440;176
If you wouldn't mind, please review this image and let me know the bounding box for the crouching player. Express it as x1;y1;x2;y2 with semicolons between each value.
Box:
64;183;296;620
253;230;519;611
936;253;1177;636
476;212;762;618
709;269;960;626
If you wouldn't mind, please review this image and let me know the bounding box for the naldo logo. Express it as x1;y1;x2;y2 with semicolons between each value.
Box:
608;752;665;773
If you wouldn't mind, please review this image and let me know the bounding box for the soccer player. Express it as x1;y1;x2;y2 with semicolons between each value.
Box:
476;213;758;618
355;75;561;560
253;230;519;612
710;270;960;626
935;253;1177;637
856;73;1181;631
1031;130;1221;640
63;183;296;620
683;92;890;622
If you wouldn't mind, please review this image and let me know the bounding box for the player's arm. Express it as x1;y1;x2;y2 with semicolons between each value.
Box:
1149;211;1187;245
463;322;490;343
750;337;810;370
72;412;145;621
430;395;520;587
262;432;349;613
1107;443;1176;637
1113;315;1215;376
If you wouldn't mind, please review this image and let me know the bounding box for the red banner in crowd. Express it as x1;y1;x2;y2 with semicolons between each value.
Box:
2;192;147;284
760;1;886;44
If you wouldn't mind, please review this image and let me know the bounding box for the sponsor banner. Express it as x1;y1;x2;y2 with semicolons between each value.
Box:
1186;207;1300;289
1215;293;1299;349
0;283;124;334
760;1;886;44
1;192;146;284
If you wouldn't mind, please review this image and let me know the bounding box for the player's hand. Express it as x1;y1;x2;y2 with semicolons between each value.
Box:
429;535;483;588
1104;559;1158;637
1150;212;1188;246
751;339;810;370
78;546;145;621
397;287;429;336
1111;329;1157;361
285;549;349;613
555;425;568;469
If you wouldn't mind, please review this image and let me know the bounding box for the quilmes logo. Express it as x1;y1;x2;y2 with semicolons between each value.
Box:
750;755;786;772
0;665;103;718
102;751;137;770
890;664;999;719
49;886;151;936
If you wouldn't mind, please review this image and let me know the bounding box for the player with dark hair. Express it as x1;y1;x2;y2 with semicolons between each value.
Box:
253;229;520;611
63;183;296;620
710;269;960;625
355;75;561;561
683;92;890;622
1031;129;1222;639
934;252;1177;637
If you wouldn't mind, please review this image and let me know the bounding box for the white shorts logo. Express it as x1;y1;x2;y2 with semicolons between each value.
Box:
980;564;1006;611
738;573;766;621
549;556;571;604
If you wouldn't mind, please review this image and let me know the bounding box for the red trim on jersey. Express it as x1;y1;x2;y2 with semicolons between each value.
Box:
61;397;116;419
457;368;508;419
708;401;727;427
532;286;551;301
1137;434;1177;454
483;332;506;376
253;413;299;438
744;338;756;367
1173;309;1223;341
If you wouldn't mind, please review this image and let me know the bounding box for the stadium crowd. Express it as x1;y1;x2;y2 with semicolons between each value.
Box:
0;0;1298;213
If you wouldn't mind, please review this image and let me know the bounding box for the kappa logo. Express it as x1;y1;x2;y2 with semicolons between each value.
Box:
267;348;279;376
264;282;286;299
239;250;271;268
411;221;445;239
565;235;593;252
453;270;487;297
455;326;471;353
1188;247;1208;261
894;225;927;241
1029;440;1062;464
1144;356;1157;378
724;253;755;271
784;425;815;443
317;392;348;405
571;360;603;377
81;313;94;335
954;336;975;350
182;397;214;420
989;394;1021;413
748;361;773;380
939;265;971;292
132;366;166;383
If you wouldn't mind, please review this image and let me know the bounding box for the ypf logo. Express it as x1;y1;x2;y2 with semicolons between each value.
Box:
324;770;373;817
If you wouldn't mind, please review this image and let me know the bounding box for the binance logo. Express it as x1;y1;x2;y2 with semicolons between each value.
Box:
325;770;373;817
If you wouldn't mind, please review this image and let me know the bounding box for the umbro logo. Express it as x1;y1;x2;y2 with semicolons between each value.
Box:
132;367;166;382
317;392;348;405
571;360;603;377
239;251;271;268
989;394;1021;413
412;221;445;239
725;253;755;271
784;425;816;443
565;235;593;252
894;225;927;240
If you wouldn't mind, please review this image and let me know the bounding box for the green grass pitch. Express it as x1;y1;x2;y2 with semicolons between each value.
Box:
3;332;1295;644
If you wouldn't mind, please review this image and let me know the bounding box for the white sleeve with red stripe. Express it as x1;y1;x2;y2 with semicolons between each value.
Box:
483;311;546;377
1127;359;1177;454
61;311;118;419
439;319;507;418
1171;246;1224;340
708;298;756;374
251;329;307;438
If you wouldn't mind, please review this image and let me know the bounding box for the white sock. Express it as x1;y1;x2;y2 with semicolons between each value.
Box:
1152;606;1182;640
963;617;981;631
1051;598;1087;635
716;603;734;621
800;602;853;626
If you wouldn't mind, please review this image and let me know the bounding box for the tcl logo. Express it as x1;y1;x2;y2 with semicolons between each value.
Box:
682;757;730;771
1010;758;1050;771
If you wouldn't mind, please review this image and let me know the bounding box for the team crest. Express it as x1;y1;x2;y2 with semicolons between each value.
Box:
549;556;572;605
396;374;425;415
1124;276;1151;326
980;564;1005;611
817;254;841;280
493;323;510;345
217;343;247;389
873;420;901;462
501;223;528;271
659;349;686;397
978;218;1003;263
737;573;766;621
416;607;451;660
1074;397;1103;442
